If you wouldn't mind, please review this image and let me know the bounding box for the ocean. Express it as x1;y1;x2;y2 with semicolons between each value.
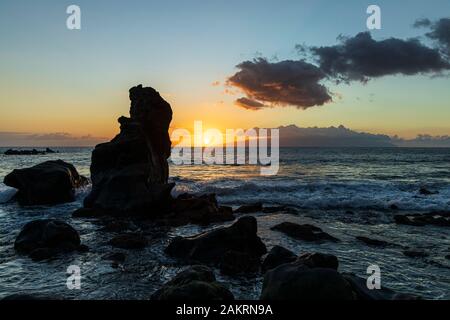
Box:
0;147;449;299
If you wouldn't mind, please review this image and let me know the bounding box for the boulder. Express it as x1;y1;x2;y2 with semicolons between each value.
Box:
84;85;174;215
419;187;438;195
234;203;263;214
4;160;88;205
152;265;234;300
165;216;267;264
14;219;82;260
102;252;127;263
403;250;429;258
271;222;340;242
356;236;389;247
161;193;235;226
260;263;354;300
261;246;297;273
219;250;261;275
394;212;450;227
108;233;148;249
296;252;339;270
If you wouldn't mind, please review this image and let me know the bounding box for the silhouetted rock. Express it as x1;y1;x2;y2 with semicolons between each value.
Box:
102;252;127;263
165;216;267;264
4;160;88;205
84;85;173;215
260;263;354;300
219;250;261;275
356;236;389;247
14;219;82;260
152;265;234;300
108;233;148;249
403;250;429;258
234;203;263;214
4;149;44;155
296;252;339;270
160;193;235;226
419;187;438;195
342;273;421;300
390;204;400;210
271;222;340;242
394;212;450;227
261;246;297;273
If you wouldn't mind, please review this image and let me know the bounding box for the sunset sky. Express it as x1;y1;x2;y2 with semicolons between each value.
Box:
1;0;450;146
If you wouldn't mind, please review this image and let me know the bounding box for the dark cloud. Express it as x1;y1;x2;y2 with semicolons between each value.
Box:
310;32;450;83
235;97;266;110
419;18;450;56
227;58;332;110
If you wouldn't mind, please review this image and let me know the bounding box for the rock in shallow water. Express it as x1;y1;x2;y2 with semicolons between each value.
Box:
261;264;354;300
83;85;174;215
165;216;267;264
14;219;83;260
4;160;88;205
152;265;234;300
394;212;450;227
356;236;389;247
261;246;297;273
271;222;340;242
108;233;148;249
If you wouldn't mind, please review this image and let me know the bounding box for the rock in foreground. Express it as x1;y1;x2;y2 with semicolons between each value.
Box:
84;85;173;215
261;263;354;300
261;246;297;273
394;212;450;227
165;216;267;264
152;265;234;300
4;160;88;205
14;219;83;261
271;222;340;242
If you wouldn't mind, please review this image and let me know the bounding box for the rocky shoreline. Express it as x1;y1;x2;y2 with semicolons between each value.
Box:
2;85;448;301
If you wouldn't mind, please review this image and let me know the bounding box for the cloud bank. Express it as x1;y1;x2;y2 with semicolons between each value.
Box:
227;17;450;111
0;132;107;147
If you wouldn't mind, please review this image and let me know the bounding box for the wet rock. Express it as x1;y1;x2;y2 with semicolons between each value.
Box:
100;219;136;232
108;233;148;249
390;204;400;210
4;160;88;205
271;222;340;242
445;255;450;260
165;216;267;264
4;149;46;155
403;250;429;258
219;250;261;275
394;212;450;227
260;263;354;300
234;203;263;214
261;246;297;273
419;187;438;195
14;219;82;260
296;252;339;270
356;236;389;247
152;265;234;300
343;273;421;300
102;252;127;263
84;85;174;215
162;193;234;226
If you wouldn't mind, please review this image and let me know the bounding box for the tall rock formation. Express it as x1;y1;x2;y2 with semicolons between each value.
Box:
83;85;173;214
